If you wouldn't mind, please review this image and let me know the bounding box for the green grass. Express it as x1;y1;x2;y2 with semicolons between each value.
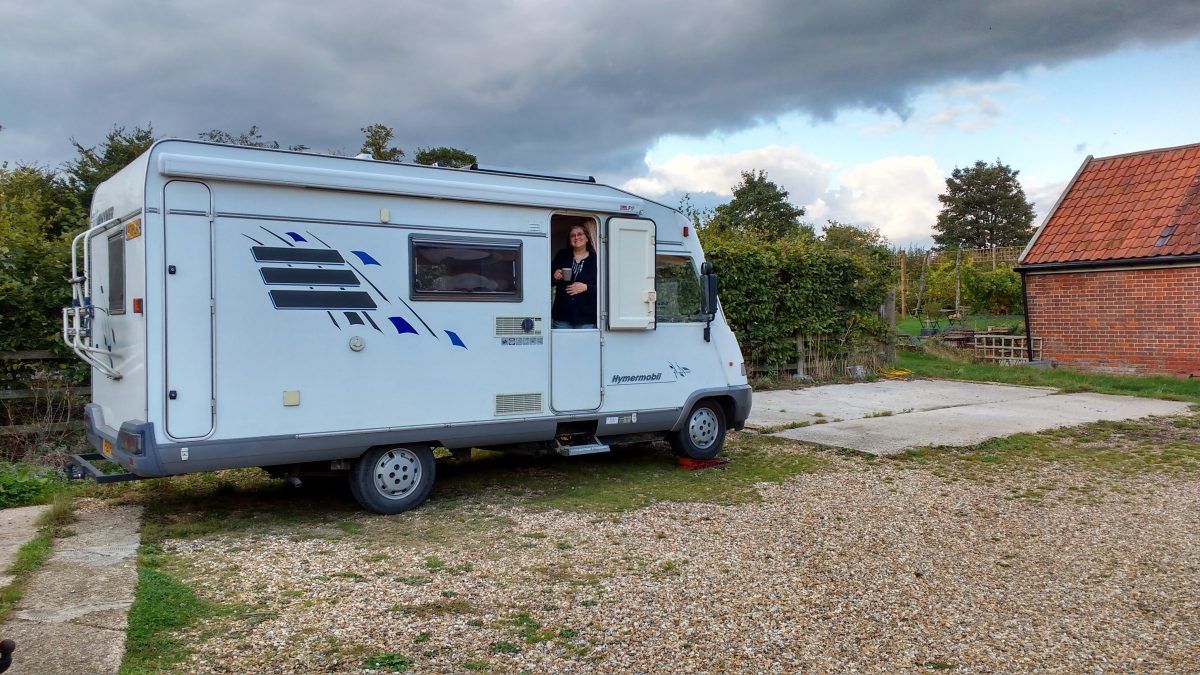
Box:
121;560;210;674
896;414;1200;495
432;435;827;513
898;350;1200;403
361;652;413;672
0;492;77;624
896;314;1023;337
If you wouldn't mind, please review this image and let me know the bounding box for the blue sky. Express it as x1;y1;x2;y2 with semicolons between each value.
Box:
620;39;1200;246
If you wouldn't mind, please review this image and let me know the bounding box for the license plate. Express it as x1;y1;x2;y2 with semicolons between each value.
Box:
102;439;113;458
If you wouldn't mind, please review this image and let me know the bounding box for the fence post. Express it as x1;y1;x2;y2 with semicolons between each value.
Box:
899;250;907;316
795;333;806;378
882;291;896;363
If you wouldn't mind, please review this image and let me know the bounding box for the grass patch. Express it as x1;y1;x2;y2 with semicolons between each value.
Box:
361;652;413;672
898;350;1200;403
895;414;1200;494
0;492;77;624
391;598;475;617
431;434;827;513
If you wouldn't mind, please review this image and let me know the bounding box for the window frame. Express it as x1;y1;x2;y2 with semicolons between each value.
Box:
106;230;126;315
409;235;523;302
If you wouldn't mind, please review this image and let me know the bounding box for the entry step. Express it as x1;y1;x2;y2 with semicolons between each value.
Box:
554;436;611;457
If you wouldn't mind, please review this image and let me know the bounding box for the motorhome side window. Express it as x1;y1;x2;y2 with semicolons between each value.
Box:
654;255;704;322
410;237;522;301
107;231;126;314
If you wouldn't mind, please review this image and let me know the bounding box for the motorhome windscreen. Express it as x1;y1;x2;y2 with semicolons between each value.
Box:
410;237;522;301
655;255;705;322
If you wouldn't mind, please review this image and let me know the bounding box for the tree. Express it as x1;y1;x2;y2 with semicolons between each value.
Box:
933;159;1035;249
708;170;811;241
65;125;156;218
360;123;404;161
821;220;888;251
414;146;476;168
198;125;309;152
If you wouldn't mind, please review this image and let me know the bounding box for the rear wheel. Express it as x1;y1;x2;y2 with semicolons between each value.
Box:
349;445;436;514
670;400;727;460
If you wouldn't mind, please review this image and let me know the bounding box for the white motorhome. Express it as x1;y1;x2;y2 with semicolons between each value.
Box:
64;140;750;513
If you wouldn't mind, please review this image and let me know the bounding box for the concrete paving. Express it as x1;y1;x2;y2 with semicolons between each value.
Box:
1;501;141;675
760;380;1191;456
747;379;1056;429
0;505;49;588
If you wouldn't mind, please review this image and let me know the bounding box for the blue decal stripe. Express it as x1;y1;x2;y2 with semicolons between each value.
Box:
286;231;307;242
389;316;419;335
352;250;381;265
445;330;467;349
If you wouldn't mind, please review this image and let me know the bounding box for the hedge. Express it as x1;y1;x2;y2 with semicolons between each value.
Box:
703;232;895;369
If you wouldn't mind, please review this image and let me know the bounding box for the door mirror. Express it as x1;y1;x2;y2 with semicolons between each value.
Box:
702;272;718;315
700;261;714;275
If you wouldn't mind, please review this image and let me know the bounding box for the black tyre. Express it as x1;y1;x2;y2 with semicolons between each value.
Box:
349;445;436;514
670;400;727;460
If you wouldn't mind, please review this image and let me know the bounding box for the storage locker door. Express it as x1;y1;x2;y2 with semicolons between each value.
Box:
163;181;214;439
606;217;656;330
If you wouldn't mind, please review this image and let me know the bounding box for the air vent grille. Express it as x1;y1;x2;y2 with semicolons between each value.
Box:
495;392;543;416
495;316;543;337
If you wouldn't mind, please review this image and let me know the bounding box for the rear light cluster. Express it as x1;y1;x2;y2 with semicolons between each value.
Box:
117;428;144;455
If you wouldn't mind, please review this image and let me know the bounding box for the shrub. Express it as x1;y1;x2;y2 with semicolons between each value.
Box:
0;462;63;508
702;231;894;370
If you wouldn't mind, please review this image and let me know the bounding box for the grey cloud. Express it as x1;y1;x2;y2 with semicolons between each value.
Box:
2;1;1199;174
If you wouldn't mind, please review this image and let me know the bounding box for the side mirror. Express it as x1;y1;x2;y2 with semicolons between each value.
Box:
700;261;714;275
702;272;718;315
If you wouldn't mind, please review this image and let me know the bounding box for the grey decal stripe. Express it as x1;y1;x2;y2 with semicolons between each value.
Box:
269;290;378;310
328;311;340;328
243;233;266;246
252;247;345;264
344;312;365;326
261;268;360;286
363;312;383;333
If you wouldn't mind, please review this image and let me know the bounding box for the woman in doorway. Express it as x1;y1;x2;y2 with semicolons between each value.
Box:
551;223;598;328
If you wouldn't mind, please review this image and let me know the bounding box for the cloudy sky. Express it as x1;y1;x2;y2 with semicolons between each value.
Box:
3;1;1199;245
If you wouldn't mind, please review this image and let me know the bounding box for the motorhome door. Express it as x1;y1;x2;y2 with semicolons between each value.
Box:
163;180;215;438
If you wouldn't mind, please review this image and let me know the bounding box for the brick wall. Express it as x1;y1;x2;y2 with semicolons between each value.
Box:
1026;265;1200;375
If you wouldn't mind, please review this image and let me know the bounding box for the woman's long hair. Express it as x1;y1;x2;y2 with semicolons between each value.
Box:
568;222;597;254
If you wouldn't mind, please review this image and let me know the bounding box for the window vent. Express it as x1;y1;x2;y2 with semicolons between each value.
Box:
495;392;543;416
494;316;543;337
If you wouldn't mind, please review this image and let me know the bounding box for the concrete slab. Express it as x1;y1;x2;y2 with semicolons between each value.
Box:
774;391;1191;456
1;501;141;675
747;379;1055;429
0;505;49;587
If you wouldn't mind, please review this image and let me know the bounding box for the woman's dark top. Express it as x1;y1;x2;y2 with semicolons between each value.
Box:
551;248;598;326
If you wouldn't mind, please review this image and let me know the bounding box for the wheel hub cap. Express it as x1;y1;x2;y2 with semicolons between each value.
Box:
373;448;421;500
689;408;718;449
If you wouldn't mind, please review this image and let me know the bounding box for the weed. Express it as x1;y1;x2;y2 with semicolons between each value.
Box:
392;598;475;618
424;555;446;572
865;410;894;418
336;520;364;535
580;599;598;607
491;641;521;654
462;659;491;671
361;652;413;673
414;632;431;644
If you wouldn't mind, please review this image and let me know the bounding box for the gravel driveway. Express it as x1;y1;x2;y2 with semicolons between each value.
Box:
156;417;1200;673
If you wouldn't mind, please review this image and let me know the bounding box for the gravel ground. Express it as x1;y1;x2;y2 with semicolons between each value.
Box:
161;446;1200;674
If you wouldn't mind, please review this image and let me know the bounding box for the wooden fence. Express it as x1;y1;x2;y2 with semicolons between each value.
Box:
1;350;88;439
973;334;1042;364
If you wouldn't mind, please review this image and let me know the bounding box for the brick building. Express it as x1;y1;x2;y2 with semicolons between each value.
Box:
1017;143;1200;376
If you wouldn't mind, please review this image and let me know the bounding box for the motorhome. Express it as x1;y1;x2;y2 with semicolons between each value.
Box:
63;140;751;513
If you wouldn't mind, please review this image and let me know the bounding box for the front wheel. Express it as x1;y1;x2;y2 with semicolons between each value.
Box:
670;401;727;460
349;445;436;514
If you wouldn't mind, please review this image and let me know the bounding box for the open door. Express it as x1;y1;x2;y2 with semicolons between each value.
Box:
550;215;602;412
163;180;214;438
607;217;656;330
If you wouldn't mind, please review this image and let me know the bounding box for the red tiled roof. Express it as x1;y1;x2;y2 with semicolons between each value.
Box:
1021;142;1200;265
